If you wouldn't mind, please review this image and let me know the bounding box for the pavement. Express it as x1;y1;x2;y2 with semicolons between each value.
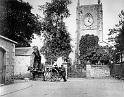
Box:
0;80;33;96
1;78;124;97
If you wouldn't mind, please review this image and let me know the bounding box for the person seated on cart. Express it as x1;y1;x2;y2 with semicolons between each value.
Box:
54;64;59;72
60;65;67;82
51;63;59;75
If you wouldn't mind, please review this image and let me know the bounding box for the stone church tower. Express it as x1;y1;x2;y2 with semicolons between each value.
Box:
75;0;103;65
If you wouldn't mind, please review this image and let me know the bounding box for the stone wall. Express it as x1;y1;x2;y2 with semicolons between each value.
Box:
86;65;110;78
0;36;15;84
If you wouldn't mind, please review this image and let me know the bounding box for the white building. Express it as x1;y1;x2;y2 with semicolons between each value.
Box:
0;35;17;84
14;47;33;77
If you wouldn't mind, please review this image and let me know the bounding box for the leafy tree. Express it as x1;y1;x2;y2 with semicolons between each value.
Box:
1;0;41;47
79;34;99;57
40;0;72;64
108;10;124;63
79;34;112;67
92;46;110;65
79;34;99;67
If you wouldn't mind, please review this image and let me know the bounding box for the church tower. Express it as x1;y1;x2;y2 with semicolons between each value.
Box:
75;0;103;65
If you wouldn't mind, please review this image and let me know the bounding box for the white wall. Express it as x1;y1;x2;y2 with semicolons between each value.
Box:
14;56;31;75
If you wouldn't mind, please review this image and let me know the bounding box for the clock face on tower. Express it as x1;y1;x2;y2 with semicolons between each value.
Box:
84;13;94;27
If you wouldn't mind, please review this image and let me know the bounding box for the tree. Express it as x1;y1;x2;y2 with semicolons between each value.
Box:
79;34;99;57
108;10;124;63
79;34;99;67
1;0;41;47
92;46;111;65
40;0;72;63
79;34;112;66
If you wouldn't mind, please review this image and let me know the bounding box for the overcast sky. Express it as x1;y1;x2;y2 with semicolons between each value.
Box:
24;0;124;47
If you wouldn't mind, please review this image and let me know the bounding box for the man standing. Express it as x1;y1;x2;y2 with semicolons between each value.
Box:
60;65;67;82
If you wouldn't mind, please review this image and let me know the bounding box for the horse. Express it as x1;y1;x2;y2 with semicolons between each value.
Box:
28;65;45;81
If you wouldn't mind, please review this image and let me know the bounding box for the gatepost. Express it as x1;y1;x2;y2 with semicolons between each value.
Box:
86;61;91;78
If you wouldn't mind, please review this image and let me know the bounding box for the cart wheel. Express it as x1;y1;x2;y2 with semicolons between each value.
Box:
57;74;63;81
50;72;57;82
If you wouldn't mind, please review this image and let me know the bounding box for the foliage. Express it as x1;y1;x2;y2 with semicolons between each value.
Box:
79;34;99;66
106;46;116;62
40;0;72;63
85;46;110;65
109;10;124;51
79;34;112;65
1;0;41;47
95;46;110;64
79;34;99;56
108;10;124;63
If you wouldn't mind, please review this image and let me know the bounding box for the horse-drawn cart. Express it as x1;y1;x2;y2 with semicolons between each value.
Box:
28;65;63;82
27;46;65;82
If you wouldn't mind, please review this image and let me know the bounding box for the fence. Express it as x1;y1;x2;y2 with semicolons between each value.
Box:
111;62;124;79
67;65;86;78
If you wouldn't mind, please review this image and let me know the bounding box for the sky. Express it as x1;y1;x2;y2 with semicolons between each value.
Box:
23;0;124;63
24;0;124;47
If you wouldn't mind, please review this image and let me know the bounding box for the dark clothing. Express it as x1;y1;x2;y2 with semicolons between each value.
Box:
52;67;59;76
62;75;67;82
32;72;36;80
54;67;59;72
60;66;67;82
32;51;41;69
31;50;44;80
33;52;41;62
60;67;66;75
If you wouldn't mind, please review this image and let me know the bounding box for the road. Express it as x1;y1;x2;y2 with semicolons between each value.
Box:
1;78;124;97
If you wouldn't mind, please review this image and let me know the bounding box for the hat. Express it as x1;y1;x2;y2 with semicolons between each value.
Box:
33;46;38;50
